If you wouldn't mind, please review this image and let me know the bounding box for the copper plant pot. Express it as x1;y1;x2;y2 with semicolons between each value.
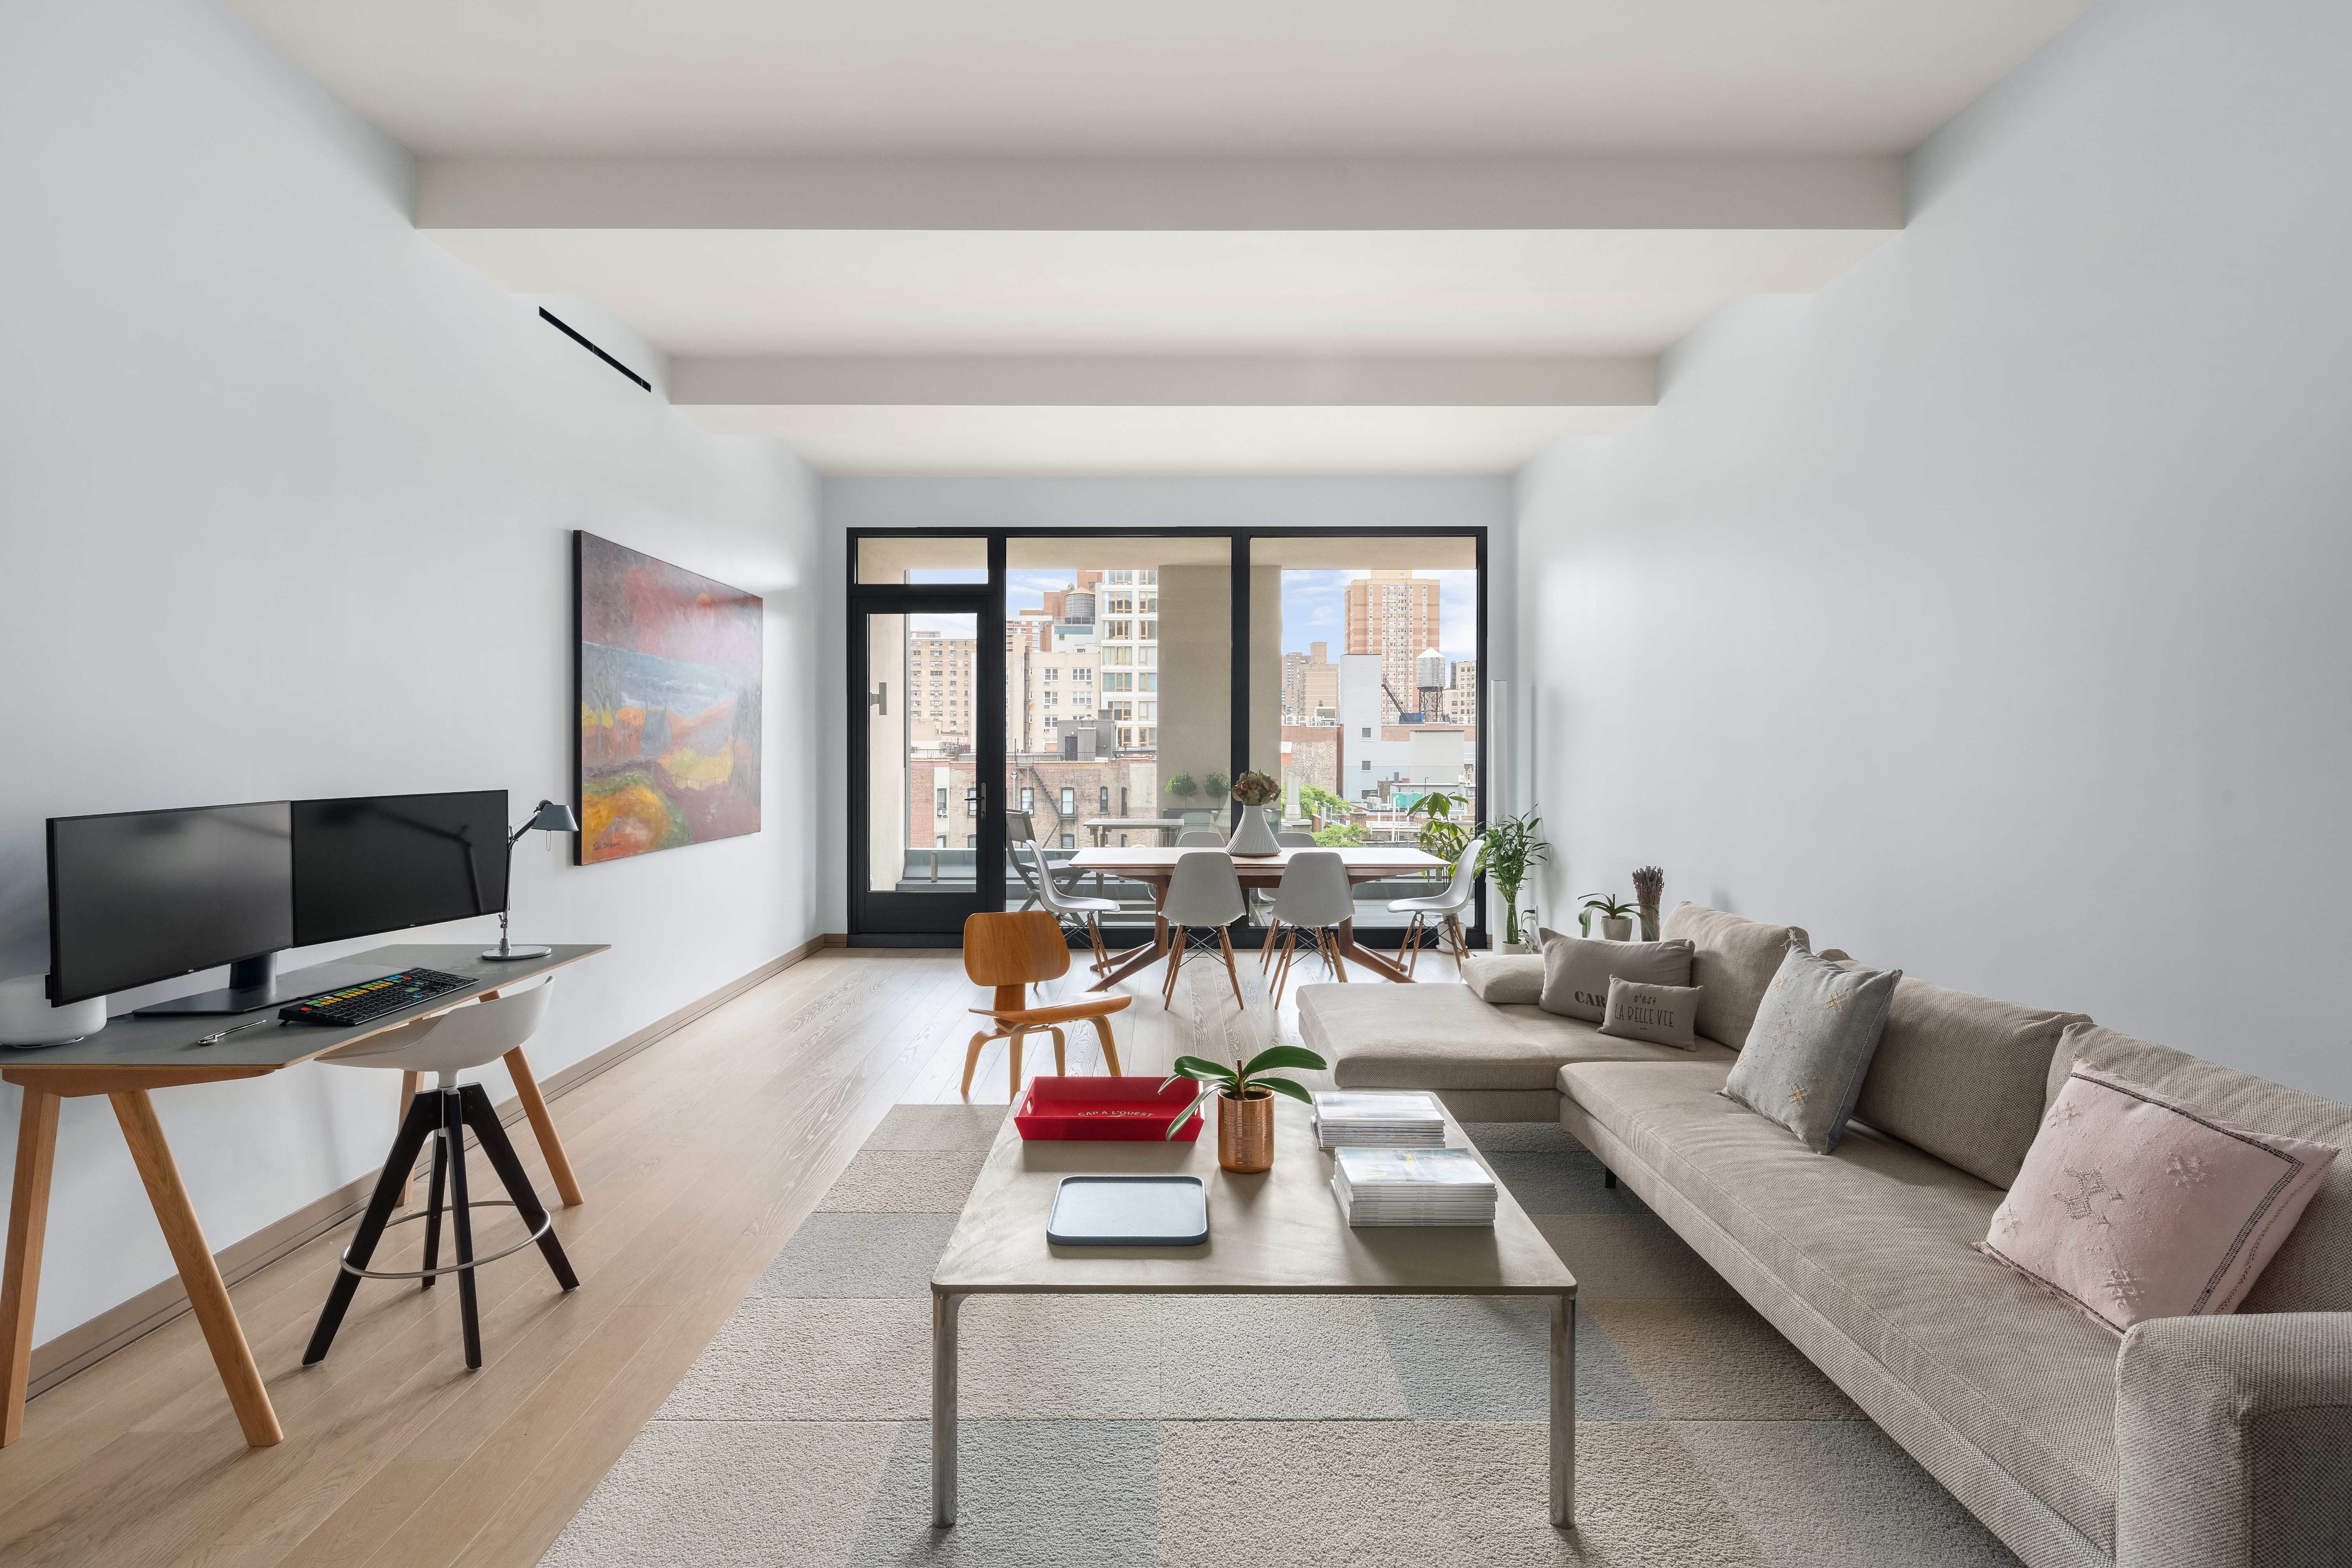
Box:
1218;1088;1275;1173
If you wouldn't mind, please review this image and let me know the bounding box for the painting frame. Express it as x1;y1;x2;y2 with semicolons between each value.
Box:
573;530;764;865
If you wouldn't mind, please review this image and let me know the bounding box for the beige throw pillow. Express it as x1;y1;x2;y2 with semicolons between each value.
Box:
1599;976;1702;1049
1538;937;1695;1021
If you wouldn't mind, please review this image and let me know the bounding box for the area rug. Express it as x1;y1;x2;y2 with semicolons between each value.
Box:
543;1108;2020;1567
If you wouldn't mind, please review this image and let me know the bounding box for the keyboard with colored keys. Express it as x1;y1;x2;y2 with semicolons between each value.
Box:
279;968;475;1027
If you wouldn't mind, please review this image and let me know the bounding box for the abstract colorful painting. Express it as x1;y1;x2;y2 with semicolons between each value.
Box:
575;531;763;863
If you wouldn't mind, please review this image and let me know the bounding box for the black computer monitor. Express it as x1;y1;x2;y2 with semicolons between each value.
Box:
291;790;510;946
46;800;295;1007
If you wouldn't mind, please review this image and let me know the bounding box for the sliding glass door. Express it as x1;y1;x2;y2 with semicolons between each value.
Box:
846;528;1484;948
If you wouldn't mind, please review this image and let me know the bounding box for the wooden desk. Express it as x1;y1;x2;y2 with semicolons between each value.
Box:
1065;846;1445;988
0;942;607;1449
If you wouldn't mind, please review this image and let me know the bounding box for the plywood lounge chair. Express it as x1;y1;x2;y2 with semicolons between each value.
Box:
959;911;1130;1098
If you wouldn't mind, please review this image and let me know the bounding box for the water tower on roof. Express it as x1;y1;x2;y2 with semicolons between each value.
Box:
1415;649;1447;725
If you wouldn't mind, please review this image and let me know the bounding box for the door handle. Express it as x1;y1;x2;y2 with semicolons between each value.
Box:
867;681;887;715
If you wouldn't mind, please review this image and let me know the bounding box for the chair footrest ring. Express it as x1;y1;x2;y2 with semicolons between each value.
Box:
339;1200;555;1281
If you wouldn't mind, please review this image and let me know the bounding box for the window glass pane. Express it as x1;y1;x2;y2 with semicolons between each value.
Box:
1248;536;1478;926
858;535;987;584
865;611;978;893
1005;536;1230;927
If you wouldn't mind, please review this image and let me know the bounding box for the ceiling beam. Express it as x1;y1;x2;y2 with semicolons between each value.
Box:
417;154;1903;232
668;354;1654;408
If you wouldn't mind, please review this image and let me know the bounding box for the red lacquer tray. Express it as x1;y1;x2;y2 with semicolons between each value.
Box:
1015;1076;1205;1141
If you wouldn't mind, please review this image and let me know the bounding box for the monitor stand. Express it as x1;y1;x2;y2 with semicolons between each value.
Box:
132;951;406;1017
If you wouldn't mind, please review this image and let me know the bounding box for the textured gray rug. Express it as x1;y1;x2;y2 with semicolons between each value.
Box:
544;1107;2020;1567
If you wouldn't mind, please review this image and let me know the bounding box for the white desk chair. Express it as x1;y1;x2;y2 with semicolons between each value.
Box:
1172;829;1224;848
1158;851;1247;1009
1388;835;1486;978
1025;839;1117;978
302;977;580;1372
1274;832;1318;848
1264;851;1358;1006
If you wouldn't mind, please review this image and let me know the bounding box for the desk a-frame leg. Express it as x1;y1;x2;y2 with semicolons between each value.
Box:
1;1087;61;1446
109;1091;282;1447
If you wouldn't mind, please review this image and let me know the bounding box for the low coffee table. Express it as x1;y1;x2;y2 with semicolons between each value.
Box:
929;1098;1579;1527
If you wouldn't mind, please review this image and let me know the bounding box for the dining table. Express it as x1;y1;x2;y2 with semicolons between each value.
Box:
1063;844;1449;989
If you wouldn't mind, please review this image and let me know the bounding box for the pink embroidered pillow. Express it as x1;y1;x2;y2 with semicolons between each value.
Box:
1977;1062;2338;1337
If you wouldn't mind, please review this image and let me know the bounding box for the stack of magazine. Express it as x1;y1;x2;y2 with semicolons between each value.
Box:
1331;1146;1498;1227
1311;1090;1447;1149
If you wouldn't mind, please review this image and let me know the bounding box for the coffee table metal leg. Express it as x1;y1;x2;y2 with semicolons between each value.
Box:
1550;1294;1575;1527
933;1291;962;1526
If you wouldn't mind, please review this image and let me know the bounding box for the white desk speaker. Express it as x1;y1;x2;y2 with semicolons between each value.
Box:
0;975;106;1047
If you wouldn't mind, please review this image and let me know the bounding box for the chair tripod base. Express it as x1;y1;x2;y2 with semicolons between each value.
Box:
302;1083;577;1372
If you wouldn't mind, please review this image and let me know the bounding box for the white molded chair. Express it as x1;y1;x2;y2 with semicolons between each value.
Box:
1388;835;1486;978
1158;851;1247;1008
1025;839;1118;977
303;977;579;1372
1173;829;1225;847
1274;832;1318;848
1264;851;1359;1006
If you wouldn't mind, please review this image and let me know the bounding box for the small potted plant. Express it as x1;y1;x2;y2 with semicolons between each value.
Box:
1481;811;1550;952
1163;1044;1327;1172
1227;771;1283;855
1580;893;1638;941
1163;771;1207;827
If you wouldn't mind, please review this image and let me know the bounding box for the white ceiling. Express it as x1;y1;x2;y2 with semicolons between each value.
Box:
233;0;2094;474
430;228;1895;357
230;1;2092;158
684;405;1641;476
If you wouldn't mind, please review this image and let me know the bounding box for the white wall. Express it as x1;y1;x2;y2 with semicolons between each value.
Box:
0;0;822;1343
817;475;1514;932
1514;0;2352;1098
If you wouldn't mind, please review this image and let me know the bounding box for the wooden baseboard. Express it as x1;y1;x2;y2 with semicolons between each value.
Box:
822;932;848;947
24;933;832;1399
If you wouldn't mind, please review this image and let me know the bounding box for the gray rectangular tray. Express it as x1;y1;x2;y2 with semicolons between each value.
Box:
1046;1175;1209;1247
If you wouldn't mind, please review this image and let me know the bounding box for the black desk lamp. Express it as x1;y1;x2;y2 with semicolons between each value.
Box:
484;799;580;961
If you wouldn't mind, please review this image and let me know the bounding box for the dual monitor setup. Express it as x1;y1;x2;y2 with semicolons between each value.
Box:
45;789;569;1020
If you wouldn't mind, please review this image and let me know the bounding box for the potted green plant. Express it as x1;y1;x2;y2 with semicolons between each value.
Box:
1579;893;1638;942
1480;811;1550;951
1163;1044;1327;1172
1163;771;1208;828
1227;771;1283;855
1410;791;1471;879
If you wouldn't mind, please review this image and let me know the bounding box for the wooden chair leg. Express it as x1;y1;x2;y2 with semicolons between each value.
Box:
1216;926;1246;1008
960;1031;992;1096
1271;927;1298;1008
1326;928;1350;982
1088;916;1111;975
1401;913;1422;979
1094;1017;1122;1075
1007;1030;1025;1096
1163;929;1186;1007
1051;1027;1067;1075
1446;914;1468;973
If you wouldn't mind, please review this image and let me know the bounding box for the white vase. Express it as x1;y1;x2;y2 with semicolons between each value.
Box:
1600;916;1634;942
0;974;106;1047
1226;804;1280;856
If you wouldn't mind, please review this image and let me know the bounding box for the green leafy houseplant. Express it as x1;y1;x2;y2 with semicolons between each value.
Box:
1203;772;1230;800
1409;791;1471;877
1479;811;1550;947
1579;892;1637;938
1230;771;1281;807
1161;1045;1328;1137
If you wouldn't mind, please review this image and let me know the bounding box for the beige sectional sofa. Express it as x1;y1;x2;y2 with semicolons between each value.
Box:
1293;902;2352;1568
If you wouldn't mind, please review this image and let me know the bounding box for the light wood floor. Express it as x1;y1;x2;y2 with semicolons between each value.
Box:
0;936;1436;1567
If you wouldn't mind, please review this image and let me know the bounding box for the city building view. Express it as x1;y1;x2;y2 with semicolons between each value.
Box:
870;550;1479;926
